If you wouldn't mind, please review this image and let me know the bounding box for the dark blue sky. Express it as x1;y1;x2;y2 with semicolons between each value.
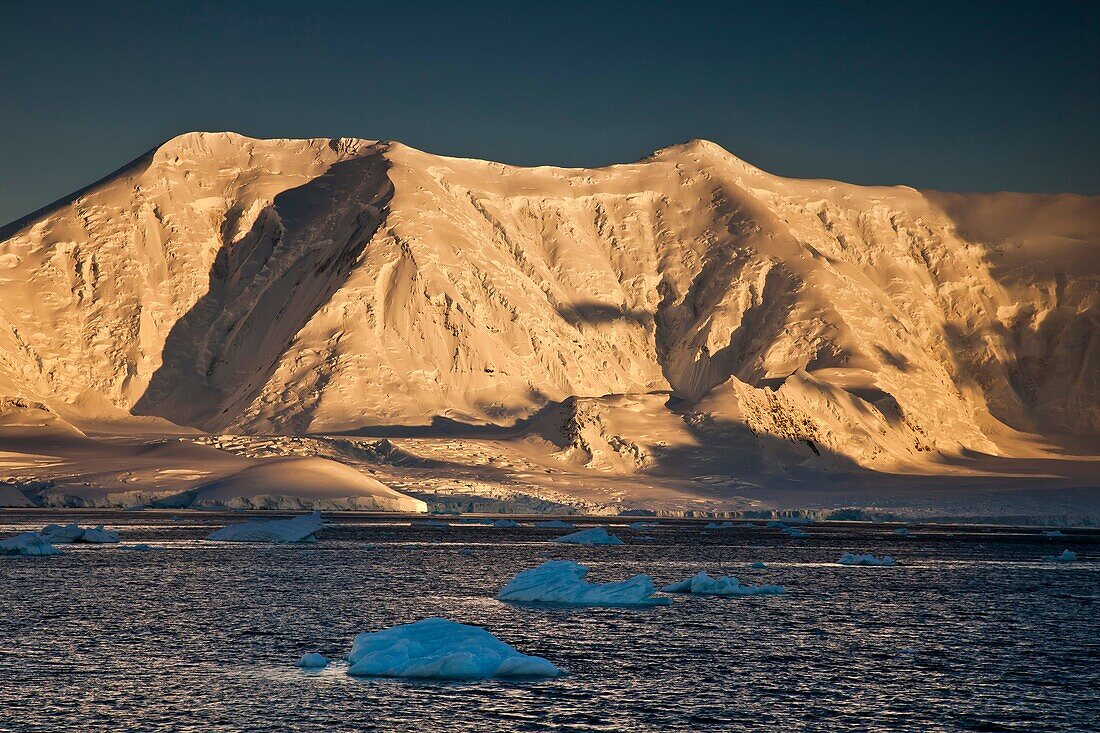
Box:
2;1;1097;225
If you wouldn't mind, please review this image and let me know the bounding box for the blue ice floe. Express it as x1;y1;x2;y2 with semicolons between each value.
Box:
1043;549;1077;563
662;571;784;597
497;560;669;606
550;527;623;545
0;532;61;556
346;618;562;679
838;552;896;566
297;653;330;669
206;511;323;543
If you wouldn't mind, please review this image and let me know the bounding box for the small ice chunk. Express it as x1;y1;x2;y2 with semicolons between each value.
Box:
80;525;120;543
119;544;153;551
1043;549;1077;563
0;532;62;556
662;571;784;597
751;561;766;569
414;519;450;527
491;519;519;528
206;511;323;543
838;552;896;566
1042;530;1065;538
498;560;670;606
550;527;623;545
347;618;561;679
297;653;329;668
535;520;575;529
783;527;809;538
41;522;118;543
628;521;658;530
766;520;787;529
738;522;758;528
894;527;911;537
705;521;734;529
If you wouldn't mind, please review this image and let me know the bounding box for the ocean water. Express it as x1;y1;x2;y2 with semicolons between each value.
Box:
1;511;1097;732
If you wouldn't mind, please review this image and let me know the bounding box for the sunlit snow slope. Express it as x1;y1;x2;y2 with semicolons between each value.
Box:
1;132;1096;476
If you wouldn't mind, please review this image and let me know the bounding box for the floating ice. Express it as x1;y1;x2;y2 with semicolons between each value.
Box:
783;527;809;538
1042;530;1065;538
206;511;323;543
491;519;519;528
119;544;153;551
1043;549;1077;563
738;522;758;528
1;532;62;556
662;571;784;597
297;653;329;669
535;520;575;529
415;519;450;527
705;521;734;529
628;522;658;530
751;561;766;569
766;520;787;529
346;618;561;679
41;522;119;544
838;552;896;566
497;560;670;607
894;528;911;537
550;527;623;545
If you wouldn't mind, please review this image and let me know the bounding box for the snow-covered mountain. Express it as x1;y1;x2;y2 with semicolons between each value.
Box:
1;132;1097;481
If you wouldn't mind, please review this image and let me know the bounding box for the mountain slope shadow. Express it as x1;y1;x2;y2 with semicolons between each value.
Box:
134;147;393;431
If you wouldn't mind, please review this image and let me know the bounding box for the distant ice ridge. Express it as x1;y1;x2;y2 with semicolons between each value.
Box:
838;552;896;566
0;532;61;556
297;653;329;669
206;511;323;543
550;527;623;545
41;522;119;544
662;571;784;596
346;618;561;679
497;560;670;607
1043;549;1077;563
535;520;575;529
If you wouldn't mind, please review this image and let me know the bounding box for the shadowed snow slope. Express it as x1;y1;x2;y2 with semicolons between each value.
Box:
1;132;1097;494
162;456;427;511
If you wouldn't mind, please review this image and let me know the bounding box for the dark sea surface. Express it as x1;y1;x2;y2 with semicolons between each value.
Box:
1;511;1098;732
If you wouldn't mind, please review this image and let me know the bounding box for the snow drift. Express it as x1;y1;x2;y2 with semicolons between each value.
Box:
346;618;561;679
497;560;669;606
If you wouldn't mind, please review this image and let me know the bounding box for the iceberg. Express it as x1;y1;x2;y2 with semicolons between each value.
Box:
497;560;670;607
783;527;809;538
297;653;329;669
346;618;561;679
550;527;623;545
40;522;119;544
894;527;911;537
628;521;658;530
1042;530;1065;538
662;571;784;597
750;561;766;569
1;532;62;556
1043;549;1077;563
535;520;575;529
838;552;896;566
206;511;324;543
705;521;734;529
491;519;519;528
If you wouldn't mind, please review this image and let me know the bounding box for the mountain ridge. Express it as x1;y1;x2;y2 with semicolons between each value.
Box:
1;132;1096;489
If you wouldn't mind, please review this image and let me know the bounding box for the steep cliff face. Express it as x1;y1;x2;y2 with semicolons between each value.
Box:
1;132;1096;475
